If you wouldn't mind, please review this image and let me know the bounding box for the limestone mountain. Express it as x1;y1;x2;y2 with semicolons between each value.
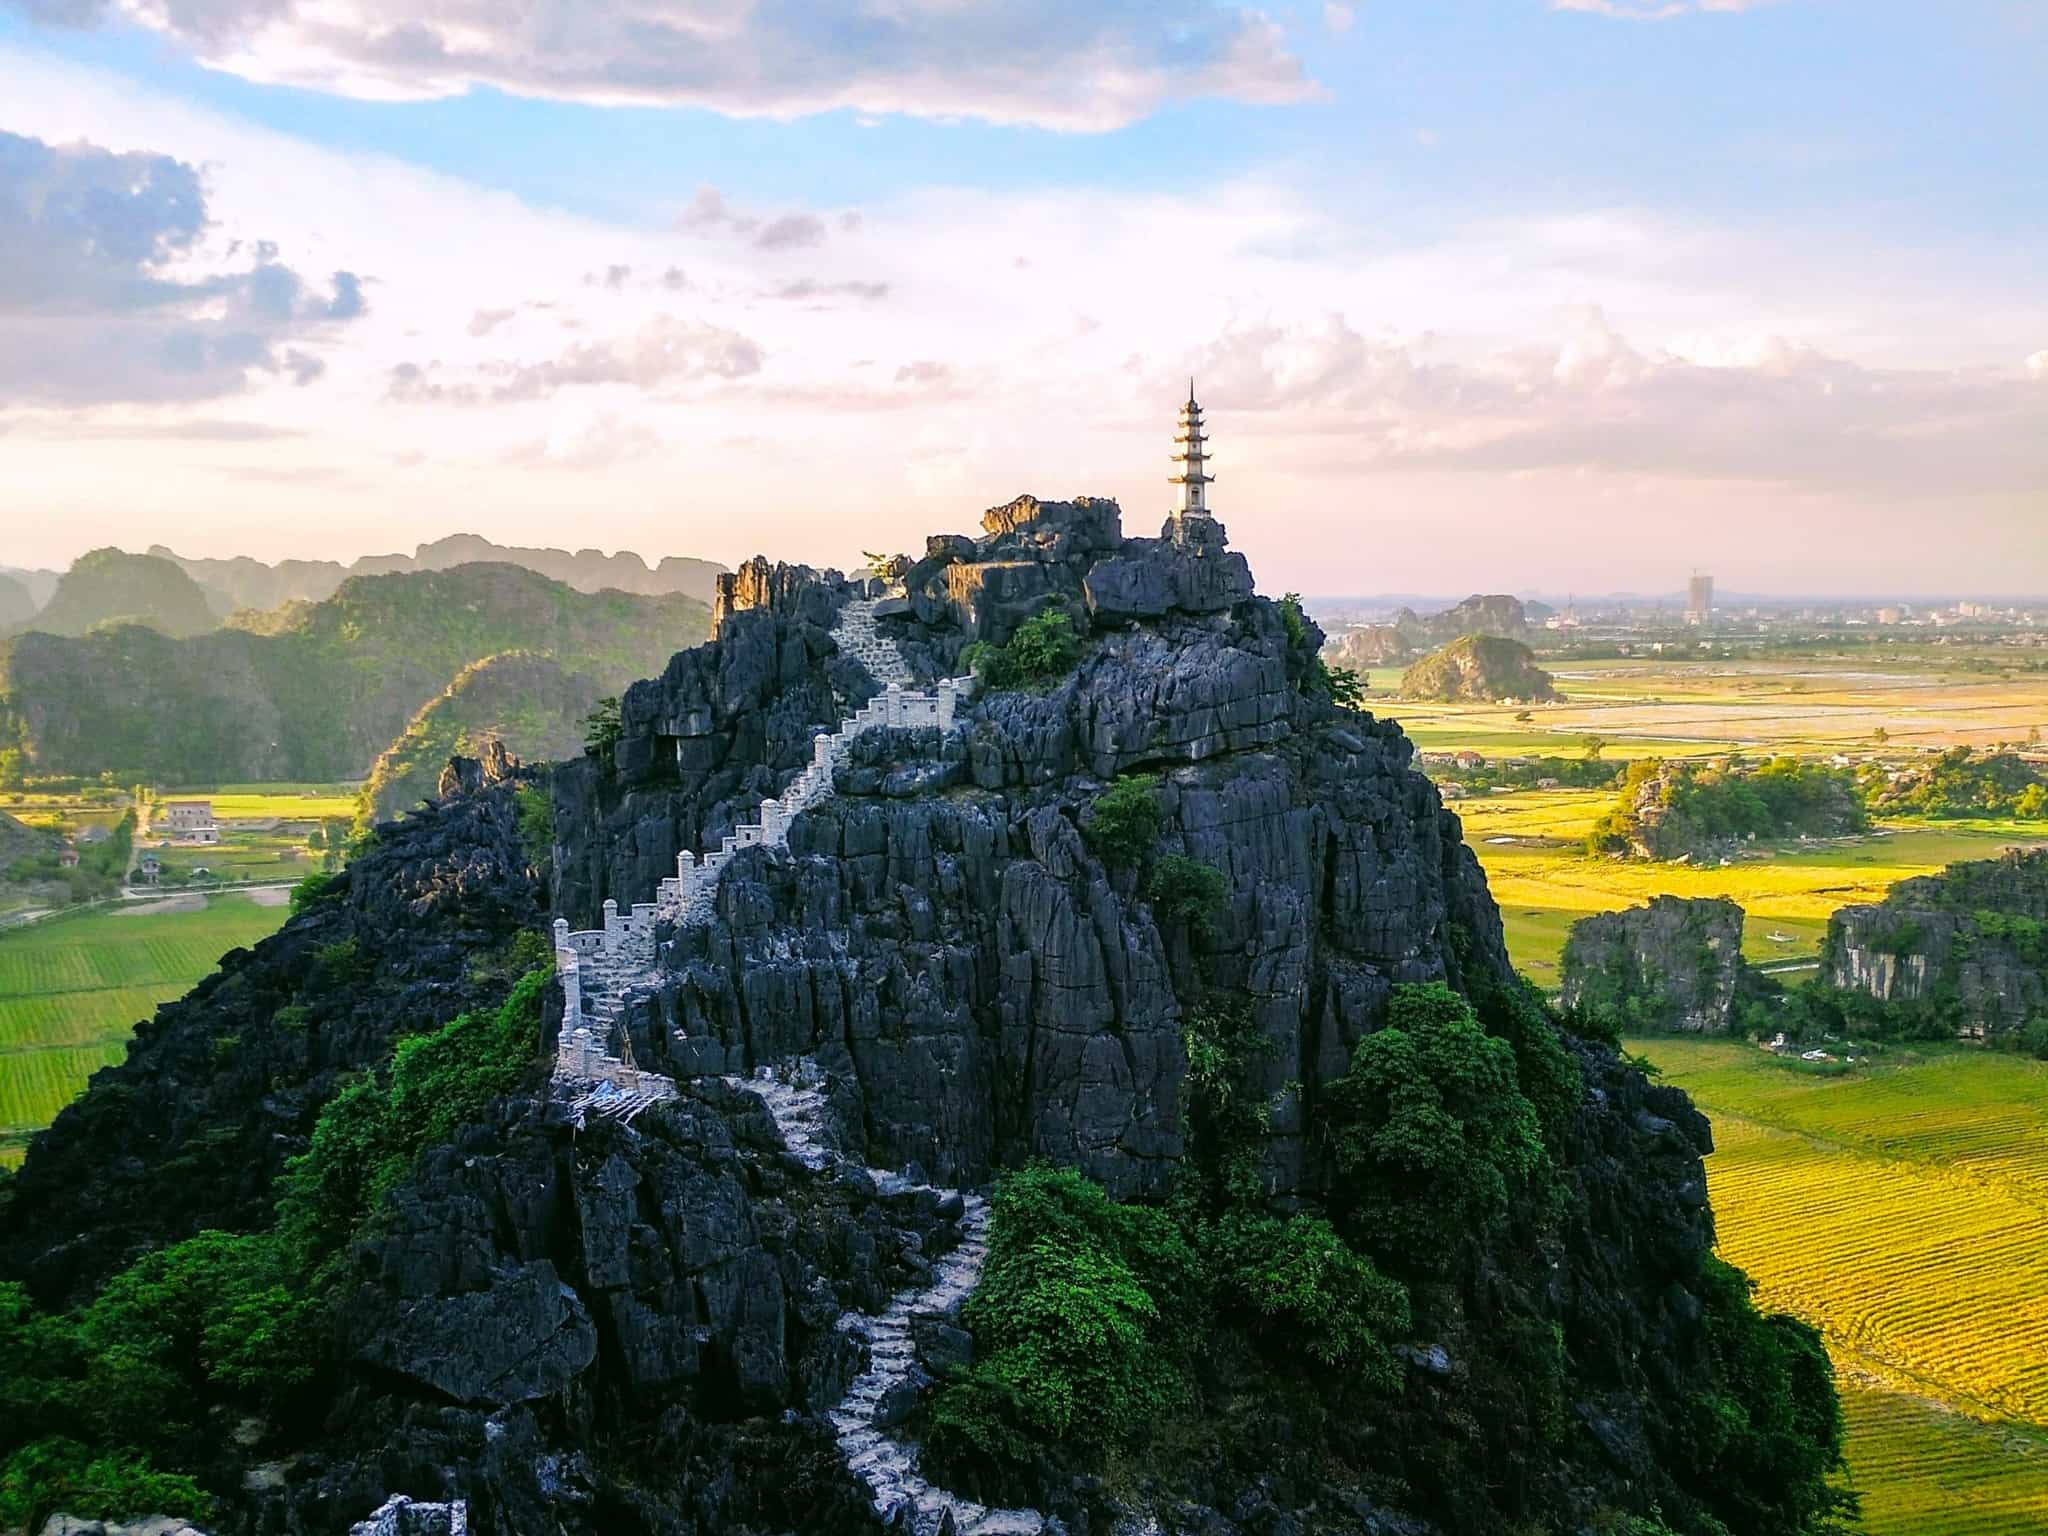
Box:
0;571;36;629
1327;593;1535;669
153;534;727;613
1822;848;2048;1039
357;651;601;825
0;497;1845;1536
1560;895;1766;1033
1399;633;1559;702
20;548;219;639
0;563;709;782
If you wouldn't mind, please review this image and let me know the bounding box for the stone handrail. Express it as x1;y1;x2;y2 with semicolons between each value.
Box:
550;598;974;1103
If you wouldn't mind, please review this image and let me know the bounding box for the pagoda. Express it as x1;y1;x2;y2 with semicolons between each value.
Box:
1170;379;1214;519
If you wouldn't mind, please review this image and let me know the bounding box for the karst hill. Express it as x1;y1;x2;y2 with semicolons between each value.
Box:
0;489;1847;1536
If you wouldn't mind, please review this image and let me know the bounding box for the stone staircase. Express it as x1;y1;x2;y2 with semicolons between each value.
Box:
726;1062;1047;1536
552;594;974;1089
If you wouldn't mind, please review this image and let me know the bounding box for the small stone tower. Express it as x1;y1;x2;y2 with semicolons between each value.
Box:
1170;379;1214;520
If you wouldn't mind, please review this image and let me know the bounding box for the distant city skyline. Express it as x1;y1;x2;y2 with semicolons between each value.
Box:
1;1;2043;594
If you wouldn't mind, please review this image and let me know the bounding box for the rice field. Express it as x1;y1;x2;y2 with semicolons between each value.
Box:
0;894;288;1164
1462;792;2048;989
1373;652;2048;759
1631;1038;2048;1531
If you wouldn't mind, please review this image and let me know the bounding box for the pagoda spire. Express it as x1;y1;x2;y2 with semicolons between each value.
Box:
1170;380;1213;518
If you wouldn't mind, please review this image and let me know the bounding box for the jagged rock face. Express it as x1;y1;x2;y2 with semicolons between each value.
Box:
1560;896;1750;1034
554;497;1511;1202
0;774;548;1307
1821;849;2048;1038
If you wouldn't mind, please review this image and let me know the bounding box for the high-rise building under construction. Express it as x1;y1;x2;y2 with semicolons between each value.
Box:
1686;573;1713;626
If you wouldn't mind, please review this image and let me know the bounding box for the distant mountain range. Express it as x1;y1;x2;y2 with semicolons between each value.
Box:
0;563;710;783
1;534;726;631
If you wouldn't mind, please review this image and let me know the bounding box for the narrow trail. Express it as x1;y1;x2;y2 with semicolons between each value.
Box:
553;597;1046;1532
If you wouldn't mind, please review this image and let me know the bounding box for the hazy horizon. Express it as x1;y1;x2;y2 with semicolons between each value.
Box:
1;1;2043;596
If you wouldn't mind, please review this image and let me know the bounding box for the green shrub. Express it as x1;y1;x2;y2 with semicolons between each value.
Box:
288;870;342;916
515;783;555;865
1179;996;1273;1209
1667;1258;1853;1536
583;696;623;757
1320;982;1548;1276
1146;853;1226;934
961;610;1082;691
0;1439;208;1536
279;968;548;1254
1084;775;1161;870
927;1166;1197;1472
1208;1211;1408;1380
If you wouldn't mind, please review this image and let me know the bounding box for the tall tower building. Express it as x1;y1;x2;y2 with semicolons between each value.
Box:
1687;572;1713;627
1170;380;1214;519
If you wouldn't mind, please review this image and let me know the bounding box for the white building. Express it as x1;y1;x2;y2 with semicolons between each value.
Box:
159;800;219;843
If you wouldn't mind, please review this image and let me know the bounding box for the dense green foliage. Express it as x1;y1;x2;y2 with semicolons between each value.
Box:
926;1165;1199;1470
1670;1259;1853;1536
1400;634;1558;703
0;564;708;782
1082;774;1161;870
582;696;624;758
516;782;556;866
961;610;1083;691
20;549;218;640
1438;753;1622;794
1145;853;1227;934
357;652;596;825
280;967;549;1253
0;966;552;1526
1206;1210;1408;1381
2;809;134;902
1589;757;1866;859
1862;747;2048;820
1320;982;1549;1276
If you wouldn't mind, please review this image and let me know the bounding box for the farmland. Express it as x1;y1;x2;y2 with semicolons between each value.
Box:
0;893;288;1164
1631;1037;2048;1533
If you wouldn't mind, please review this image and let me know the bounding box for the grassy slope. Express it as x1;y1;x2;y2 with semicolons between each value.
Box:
0;894;288;1164
0;563;710;782
1629;1037;2048;1533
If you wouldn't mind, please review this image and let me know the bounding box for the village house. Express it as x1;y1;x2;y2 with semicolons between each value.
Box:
1454;750;1486;771
159;800;220;844
58;845;80;869
137;853;162;885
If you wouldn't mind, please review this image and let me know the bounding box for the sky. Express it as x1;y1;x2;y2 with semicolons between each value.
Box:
0;0;2043;598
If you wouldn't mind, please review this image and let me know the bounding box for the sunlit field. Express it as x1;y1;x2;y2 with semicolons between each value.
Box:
1369;652;2048;760
1632;1039;2048;1533
0;893;289;1165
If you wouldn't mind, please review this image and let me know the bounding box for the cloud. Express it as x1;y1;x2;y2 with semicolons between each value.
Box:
677;186;833;250
1551;0;1773;17
1181;308;2048;494
1324;2;1355;32
467;307;516;337
895;360;952;386
0;128;363;405
389;313;763;404
20;0;1317;130
765;279;891;304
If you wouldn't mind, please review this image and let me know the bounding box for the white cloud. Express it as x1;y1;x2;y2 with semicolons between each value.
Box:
1552;0;1775;17
1323;2;1355;33
18;0;1319;131
0;127;364;403
0;44;2042;595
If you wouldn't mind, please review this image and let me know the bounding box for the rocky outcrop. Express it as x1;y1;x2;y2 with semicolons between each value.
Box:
1560;896;1754;1033
1821;848;2048;1038
550;497;1507;1204
1399;634;1558;703
0;491;1828;1536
